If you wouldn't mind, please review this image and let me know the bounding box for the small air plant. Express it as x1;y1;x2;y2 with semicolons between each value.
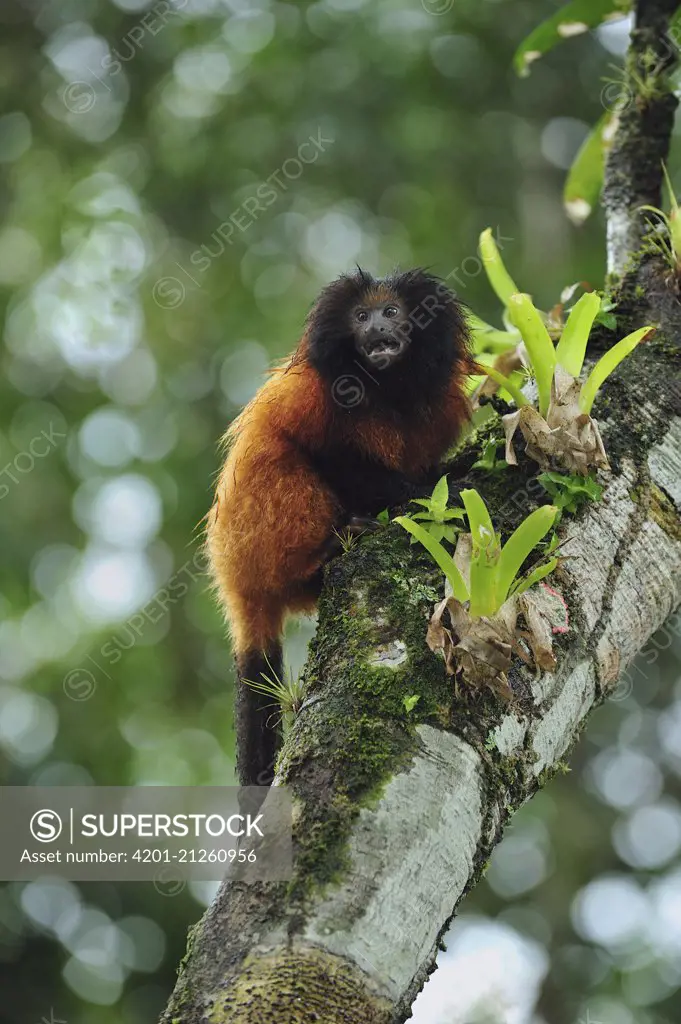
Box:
639;163;681;277
403;475;465;546
492;290;655;474
333;526;361;554
396;489;561;698
243;659;306;734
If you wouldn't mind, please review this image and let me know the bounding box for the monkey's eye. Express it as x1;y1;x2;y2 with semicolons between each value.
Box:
356;310;369;322
384;305;399;318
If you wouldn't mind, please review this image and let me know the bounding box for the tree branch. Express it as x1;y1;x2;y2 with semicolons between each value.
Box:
161;4;681;1021
602;0;679;275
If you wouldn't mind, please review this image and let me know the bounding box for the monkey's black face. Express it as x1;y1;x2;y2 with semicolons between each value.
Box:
305;267;470;410
352;297;410;369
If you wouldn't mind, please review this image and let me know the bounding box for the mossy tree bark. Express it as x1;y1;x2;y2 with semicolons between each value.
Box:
603;0;679;274
161;3;681;1021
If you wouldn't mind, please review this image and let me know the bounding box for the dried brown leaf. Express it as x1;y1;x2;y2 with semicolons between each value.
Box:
519;591;557;673
501;367;609;474
426;584;566;695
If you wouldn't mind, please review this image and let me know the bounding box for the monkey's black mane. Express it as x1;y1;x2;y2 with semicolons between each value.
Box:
305;268;470;413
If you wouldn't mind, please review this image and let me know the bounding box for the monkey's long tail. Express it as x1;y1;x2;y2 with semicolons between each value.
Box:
235;644;283;787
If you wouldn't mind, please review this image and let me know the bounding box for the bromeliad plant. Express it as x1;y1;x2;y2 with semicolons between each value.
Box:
500;292;654;474
396;490;562;697
477;231;655;474
470;229;615;408
538;470;604;520
405;474;465;546
397;489;558;614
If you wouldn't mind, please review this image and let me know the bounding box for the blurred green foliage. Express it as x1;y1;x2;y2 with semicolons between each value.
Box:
1;1;680;1023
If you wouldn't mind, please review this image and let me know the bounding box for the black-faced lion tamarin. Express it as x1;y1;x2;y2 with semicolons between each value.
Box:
207;268;472;787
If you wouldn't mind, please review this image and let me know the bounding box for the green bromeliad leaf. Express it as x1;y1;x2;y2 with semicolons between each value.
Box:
507;294;556;418
510;558;559;598
538;471;604;516
579;325;655;413
555;291;601;377
564;110;616;225
395;516;470;602
514;0;631;78
496;505;559;607
479;228;520;308
468;312;520;355
430;474;450;518
461;489;500;617
480;365;529;409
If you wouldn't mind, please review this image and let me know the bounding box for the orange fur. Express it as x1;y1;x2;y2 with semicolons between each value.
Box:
206;347;470;658
207;357;338;655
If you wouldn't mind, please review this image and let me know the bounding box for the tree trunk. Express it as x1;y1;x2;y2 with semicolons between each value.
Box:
161;3;681;1021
